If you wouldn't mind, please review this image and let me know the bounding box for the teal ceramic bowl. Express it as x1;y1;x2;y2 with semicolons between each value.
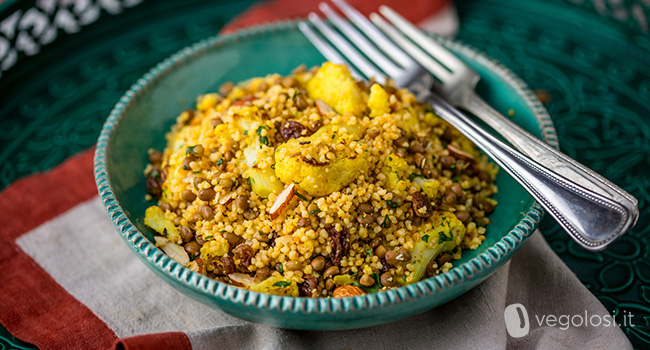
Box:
94;21;553;330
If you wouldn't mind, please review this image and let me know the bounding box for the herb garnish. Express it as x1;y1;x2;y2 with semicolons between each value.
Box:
438;232;452;244
381;214;391;228
421;234;430;243
386;200;402;208
273;281;291;287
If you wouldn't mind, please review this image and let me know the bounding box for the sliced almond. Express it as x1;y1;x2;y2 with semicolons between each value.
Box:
447;144;475;162
333;285;366;298
154;236;170;247
160;241;190;265
219;192;236;205
228;272;257;287
269;183;295;220
315;99;335;117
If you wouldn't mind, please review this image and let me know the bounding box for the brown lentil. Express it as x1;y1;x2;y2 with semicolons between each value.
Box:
310;256;326;271
380;272;397;287
198;205;214;220
234;195;249;211
323;266;339;279
242;208;259;220
360;274;375;287
180;226;193;243
297;217;311;227
184;241;201;255
198;188;216;201
181;190;196;202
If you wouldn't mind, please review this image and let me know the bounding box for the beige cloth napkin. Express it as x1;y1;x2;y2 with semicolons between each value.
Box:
16;197;631;349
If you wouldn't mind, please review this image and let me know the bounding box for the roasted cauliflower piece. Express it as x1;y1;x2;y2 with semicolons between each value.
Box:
368;83;391;117
144;206;181;244
305;62;365;116
274;123;369;197
409;212;466;283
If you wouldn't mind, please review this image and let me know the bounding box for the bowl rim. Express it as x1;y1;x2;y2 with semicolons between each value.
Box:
93;20;552;316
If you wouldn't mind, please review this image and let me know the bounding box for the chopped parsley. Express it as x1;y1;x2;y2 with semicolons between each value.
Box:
381;214;391;228
438;232;453;244
386;200;402;208
295;192;308;201
452;176;460;183
204;235;213;240
248;177;253;186
277;263;284;274
244;130;248;135
220;230;226;233
365;248;372;256
256;125;268;136
422;234;430;243
309;209;321;215
185;145;196;155
450;164;457;170
150;169;161;180
408;173;424;181
272;281;291;287
216;158;224;166
256;126;269;146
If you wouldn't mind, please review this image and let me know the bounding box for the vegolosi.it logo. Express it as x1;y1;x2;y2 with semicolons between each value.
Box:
504;303;634;338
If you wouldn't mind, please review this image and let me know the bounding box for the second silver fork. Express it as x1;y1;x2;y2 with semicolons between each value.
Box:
298;0;638;250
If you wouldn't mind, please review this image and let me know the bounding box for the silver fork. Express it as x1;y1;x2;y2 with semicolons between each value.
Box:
298;0;638;251
369;4;639;231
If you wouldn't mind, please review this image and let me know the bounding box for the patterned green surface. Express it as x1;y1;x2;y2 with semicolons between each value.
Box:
454;1;650;347
1;0;649;346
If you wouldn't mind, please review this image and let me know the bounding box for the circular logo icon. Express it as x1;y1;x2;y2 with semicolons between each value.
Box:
504;303;530;338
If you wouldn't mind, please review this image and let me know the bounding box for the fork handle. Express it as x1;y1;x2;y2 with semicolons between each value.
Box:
464;92;639;208
426;93;638;251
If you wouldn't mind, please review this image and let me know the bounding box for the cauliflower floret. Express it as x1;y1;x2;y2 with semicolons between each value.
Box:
382;154;409;192
409;212;466;283
274;123;369;197
368;83;391;117
305;62;365;116
144;206;181;244
199;238;229;262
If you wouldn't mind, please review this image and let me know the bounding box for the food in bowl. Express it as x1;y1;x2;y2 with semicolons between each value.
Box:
143;62;498;298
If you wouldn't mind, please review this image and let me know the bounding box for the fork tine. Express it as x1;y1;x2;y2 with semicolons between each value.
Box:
369;12;453;83
297;21;364;80
329;0;415;69
319;3;402;79
378;5;465;70
307;12;387;83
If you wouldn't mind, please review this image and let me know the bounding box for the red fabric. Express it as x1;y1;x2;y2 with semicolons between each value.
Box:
223;0;450;33
114;332;192;350
0;149;97;242
0;149;118;349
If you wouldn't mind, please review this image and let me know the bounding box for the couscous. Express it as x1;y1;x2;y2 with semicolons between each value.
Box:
144;62;498;298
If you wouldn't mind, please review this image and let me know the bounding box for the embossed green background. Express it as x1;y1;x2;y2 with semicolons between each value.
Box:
1;0;649;348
